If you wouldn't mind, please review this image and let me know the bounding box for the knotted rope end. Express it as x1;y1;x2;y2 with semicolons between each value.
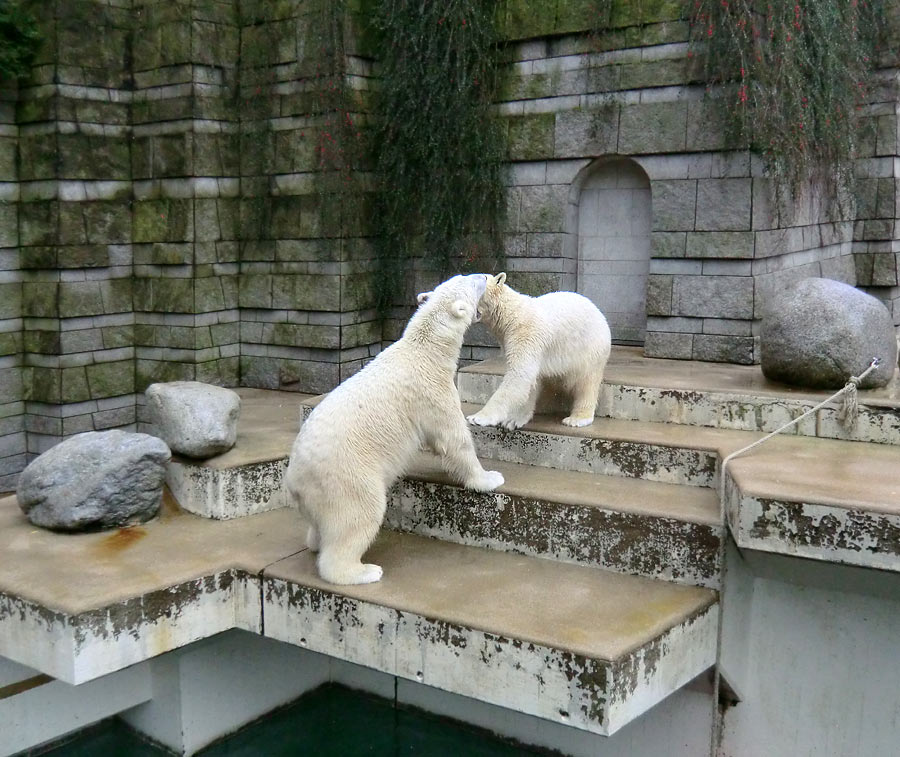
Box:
837;357;881;428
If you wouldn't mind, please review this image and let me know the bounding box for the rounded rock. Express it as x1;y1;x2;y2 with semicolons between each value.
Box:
145;381;241;459
761;277;897;389
17;430;171;532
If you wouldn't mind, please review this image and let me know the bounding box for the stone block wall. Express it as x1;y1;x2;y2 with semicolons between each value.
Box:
1;0;381;487
0;82;22;491
853;62;900;326
234;0;380;392
16;0;137;472
130;0;241;432
1;0;898;488
485;1;890;366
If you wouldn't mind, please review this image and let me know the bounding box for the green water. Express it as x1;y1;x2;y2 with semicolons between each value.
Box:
45;684;541;756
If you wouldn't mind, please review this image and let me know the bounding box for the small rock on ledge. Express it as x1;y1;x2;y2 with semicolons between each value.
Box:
17;430;171;531
145;381;241;459
761;277;897;389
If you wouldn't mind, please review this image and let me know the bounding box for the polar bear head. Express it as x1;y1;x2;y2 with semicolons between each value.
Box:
475;272;508;329
409;274;488;342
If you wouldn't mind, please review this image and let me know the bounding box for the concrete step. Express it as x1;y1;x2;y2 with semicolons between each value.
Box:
461;402;722;487
164;388;304;520
296;392;900;572
0;495;717;738
261;529;718;737
457;348;900;445
389;454;722;588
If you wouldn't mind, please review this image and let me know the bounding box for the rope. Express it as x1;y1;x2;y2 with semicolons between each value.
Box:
719;357;881;505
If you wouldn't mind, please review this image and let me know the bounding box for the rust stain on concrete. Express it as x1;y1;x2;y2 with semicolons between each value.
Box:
97;525;147;555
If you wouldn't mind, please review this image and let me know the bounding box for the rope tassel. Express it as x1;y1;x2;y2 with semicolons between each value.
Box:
837;357;880;427
719;357;882;504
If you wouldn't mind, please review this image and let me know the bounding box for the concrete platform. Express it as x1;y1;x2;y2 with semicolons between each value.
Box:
0;494;716;736
0;492;303;685
725;434;900;571
454;353;900;572
458;349;900;444
261;529;718;736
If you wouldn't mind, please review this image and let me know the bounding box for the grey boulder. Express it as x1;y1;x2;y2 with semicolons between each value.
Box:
761;277;897;389
146;381;241;458
17;430;170;531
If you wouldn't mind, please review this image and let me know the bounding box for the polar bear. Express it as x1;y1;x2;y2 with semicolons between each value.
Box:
284;273;504;586
467;272;611;430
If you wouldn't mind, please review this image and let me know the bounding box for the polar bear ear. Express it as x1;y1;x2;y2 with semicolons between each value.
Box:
493;272;507;286
451;299;473;320
416;291;432;305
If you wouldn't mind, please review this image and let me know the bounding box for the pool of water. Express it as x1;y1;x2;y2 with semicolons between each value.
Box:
44;683;542;756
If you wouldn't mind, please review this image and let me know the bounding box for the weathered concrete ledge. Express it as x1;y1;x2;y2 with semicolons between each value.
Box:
458;352;900;445
724;435;900;571
0;494;302;685
388;455;722;588
167;457;288;519
261;530;718;737
0;496;717;736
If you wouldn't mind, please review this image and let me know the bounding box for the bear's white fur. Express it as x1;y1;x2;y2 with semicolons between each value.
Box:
284;273;504;586
467;272;611;430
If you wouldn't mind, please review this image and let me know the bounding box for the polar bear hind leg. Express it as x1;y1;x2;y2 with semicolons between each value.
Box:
314;483;385;585
562;370;602;427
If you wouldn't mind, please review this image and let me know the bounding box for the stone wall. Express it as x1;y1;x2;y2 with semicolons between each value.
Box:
487;1;897;366
0;0;898;489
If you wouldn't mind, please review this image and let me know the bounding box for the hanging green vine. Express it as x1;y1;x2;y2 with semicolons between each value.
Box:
0;0;40;81
371;0;507;312
691;0;882;205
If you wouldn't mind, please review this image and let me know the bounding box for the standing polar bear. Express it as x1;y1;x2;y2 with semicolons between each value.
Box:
467;272;611;430
284;273;504;586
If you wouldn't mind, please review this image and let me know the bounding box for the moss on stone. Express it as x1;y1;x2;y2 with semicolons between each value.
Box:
506;113;555;160
58;281;104;318
101;325;134;350
60;366;90;403
21;282;58;318
0;282;22;320
86;360;134;399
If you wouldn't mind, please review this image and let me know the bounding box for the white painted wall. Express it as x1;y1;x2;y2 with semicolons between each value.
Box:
122;629;331;755
1;660;151;756
719;549;900;757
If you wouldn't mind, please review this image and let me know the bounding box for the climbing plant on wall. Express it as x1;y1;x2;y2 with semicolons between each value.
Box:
691;0;883;205
370;0;506;311
0;0;40;81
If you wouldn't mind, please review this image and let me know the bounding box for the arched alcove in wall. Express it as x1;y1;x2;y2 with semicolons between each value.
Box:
572;157;652;345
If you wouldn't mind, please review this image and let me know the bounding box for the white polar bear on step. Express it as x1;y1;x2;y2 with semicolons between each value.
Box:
284;273;504;586
467;272;611;430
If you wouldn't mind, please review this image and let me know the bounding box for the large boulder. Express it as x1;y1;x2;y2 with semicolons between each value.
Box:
145;381;241;458
17;430;170;531
761;277;897;389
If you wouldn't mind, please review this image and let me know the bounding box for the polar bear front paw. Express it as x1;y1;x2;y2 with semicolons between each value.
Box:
500;412;533;430
356;564;384;584
318;560;383;585
467;412;498;427
467;469;505;492
562;414;594;428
